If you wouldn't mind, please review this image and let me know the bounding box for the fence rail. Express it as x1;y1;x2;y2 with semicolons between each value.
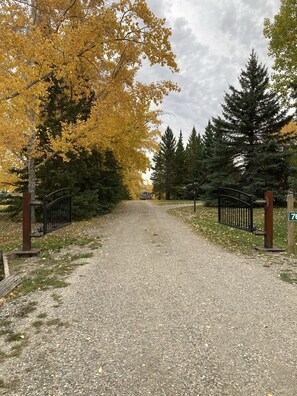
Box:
43;189;72;235
218;188;254;232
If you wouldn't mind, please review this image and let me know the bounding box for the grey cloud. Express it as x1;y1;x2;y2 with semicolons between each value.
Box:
142;0;280;141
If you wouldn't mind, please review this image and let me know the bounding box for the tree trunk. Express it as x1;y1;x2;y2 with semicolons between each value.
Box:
28;157;36;224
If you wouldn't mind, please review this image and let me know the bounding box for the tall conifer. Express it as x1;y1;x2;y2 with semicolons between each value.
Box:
152;126;177;200
175;131;187;189
213;50;291;201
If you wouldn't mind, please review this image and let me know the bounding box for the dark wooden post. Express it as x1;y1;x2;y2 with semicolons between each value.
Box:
22;192;32;251
14;192;40;257
193;188;197;213
264;191;273;249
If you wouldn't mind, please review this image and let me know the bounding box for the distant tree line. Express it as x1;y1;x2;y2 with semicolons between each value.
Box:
152;51;297;205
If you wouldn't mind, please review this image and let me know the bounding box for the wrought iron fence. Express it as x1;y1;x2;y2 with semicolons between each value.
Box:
43;189;72;235
218;188;254;232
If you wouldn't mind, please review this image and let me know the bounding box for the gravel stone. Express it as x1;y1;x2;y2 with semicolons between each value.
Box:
1;201;297;395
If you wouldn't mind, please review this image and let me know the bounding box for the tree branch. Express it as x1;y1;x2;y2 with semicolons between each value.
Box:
0;71;53;101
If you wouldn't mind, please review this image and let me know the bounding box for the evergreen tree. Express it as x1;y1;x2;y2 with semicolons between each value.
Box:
37;150;128;219
200;121;215;188
202;121;215;159
8;78;129;220
152;126;177;200
202;130;239;205
174;131;187;196
36;78;129;218
213;50;292;201
185;127;204;194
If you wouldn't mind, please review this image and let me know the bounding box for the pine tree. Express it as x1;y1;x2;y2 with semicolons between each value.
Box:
185;127;204;194
200;121;215;187
8;78;129;220
202;130;239;205
152;126;177;200
213;50;292;201
36;78;128;218
174;131;187;197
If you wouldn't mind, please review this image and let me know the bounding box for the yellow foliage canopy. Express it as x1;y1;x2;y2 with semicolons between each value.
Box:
0;0;179;194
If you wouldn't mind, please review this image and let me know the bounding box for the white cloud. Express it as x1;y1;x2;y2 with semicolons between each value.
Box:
139;0;281;142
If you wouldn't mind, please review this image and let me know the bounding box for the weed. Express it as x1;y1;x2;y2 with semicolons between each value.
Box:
51;293;63;304
9;337;28;358
36;312;47;319
17;275;69;296
16;301;38;317
6;332;25;342
0;328;12;337
31;320;44;329
280;272;296;284
0;319;11;328
0;350;6;364
70;252;94;261
46;318;69;328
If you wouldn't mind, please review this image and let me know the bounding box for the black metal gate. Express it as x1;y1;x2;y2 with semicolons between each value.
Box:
43;188;72;234
218;188;254;232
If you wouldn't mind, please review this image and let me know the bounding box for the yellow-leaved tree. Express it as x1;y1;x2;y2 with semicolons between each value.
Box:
0;0;178;204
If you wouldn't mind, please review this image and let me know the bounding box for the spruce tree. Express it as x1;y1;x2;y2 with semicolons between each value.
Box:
213;50;292;201
152;126;177;200
200;121;215;187
8;78;129;220
185;127;204;194
174;131;187;196
202;130;239;205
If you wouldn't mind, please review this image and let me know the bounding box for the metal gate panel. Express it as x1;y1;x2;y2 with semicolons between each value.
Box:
218;188;254;232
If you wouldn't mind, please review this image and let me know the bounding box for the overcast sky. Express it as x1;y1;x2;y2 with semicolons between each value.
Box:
138;0;281;143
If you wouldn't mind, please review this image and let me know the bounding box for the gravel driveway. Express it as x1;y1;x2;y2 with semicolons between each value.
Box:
1;200;297;395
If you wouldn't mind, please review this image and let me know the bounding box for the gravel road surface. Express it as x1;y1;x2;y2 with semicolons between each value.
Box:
1;200;297;395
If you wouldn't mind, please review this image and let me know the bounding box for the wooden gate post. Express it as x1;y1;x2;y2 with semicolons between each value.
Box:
22;192;32;251
264;191;273;249
14;192;40;257
287;193;295;254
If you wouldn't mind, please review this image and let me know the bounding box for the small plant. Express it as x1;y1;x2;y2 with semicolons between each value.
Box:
70;252;94;261
6;332;25;342
0;319;11;328
280;271;297;284
17;273;69;296
16;301;38;317
31;320;44;329
46;318;69;328
36;312;47;319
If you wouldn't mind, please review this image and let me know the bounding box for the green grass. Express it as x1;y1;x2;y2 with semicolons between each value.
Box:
172;206;291;255
18;272;69;296
0;214;102;254
0;215;102;297
280;271;297;284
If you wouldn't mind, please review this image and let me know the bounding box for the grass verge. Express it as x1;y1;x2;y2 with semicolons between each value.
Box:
171;205;290;255
0;215;102;298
